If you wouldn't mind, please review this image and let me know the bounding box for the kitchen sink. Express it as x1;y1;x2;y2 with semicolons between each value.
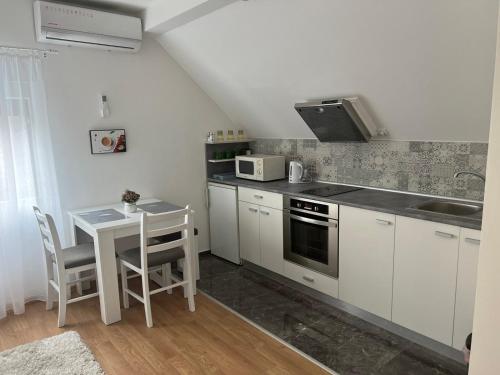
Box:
413;201;482;216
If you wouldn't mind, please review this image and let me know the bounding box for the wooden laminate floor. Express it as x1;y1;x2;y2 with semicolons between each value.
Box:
0;285;329;375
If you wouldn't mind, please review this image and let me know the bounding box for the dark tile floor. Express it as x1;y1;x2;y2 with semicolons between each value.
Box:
197;254;468;375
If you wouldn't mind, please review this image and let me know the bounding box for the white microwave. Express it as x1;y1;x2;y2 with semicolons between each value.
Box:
236;154;286;181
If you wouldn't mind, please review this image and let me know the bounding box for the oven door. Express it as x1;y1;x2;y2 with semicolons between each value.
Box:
284;209;339;278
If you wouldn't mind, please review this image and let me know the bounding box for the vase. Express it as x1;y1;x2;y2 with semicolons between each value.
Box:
124;202;137;213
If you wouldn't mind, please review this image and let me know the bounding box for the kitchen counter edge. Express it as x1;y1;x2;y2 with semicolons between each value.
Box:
207;178;482;230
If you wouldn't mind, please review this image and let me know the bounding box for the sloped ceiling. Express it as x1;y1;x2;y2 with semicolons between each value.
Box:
157;0;499;142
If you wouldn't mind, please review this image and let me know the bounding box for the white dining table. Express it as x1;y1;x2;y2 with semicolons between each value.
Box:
68;198;199;325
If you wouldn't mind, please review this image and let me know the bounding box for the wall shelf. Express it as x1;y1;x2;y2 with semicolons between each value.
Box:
208;158;236;163
205;139;253;145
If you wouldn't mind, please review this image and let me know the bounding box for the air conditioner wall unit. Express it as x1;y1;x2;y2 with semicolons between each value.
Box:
34;1;142;52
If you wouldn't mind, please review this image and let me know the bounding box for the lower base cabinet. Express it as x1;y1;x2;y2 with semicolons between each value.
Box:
453;228;481;350
239;201;261;265
393;216;460;346
259;206;284;275
284;261;339;298
339;205;395;320
238;187;480;350
239;191;284;275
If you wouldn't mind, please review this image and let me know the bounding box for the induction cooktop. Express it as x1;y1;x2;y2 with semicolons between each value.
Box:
300;185;362;197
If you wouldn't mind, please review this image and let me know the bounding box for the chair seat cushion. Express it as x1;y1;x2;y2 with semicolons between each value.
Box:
61;243;96;269
119;247;185;269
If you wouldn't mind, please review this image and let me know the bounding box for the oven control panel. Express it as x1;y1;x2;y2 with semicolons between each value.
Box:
285;196;338;219
290;198;329;215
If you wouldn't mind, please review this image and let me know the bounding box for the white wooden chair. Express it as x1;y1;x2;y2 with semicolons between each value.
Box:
33;206;99;327
119;206;196;328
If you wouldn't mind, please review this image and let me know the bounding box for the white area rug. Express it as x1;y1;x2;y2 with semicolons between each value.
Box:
0;331;104;375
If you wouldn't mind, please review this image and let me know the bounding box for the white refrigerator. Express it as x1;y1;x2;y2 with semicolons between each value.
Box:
208;182;241;264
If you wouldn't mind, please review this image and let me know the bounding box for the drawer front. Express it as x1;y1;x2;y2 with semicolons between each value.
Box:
284;261;338;298
238;187;283;210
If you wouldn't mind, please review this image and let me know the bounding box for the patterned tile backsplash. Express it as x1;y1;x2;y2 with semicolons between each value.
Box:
251;139;488;201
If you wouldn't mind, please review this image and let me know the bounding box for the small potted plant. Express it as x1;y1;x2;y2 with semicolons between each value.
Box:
122;189;140;213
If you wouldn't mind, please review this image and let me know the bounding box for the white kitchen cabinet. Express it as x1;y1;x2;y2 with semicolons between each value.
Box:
453;228;481;350
393;216;460;345
339;206;395;320
284;261;339;298
238;201;261;266
259;206;284;275
238;187;283;210
208;183;240;264
238;188;284;275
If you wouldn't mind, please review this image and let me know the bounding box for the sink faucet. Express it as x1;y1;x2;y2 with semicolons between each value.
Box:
454;171;486;183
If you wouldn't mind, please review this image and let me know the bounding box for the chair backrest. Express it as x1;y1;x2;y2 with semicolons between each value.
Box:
139;205;193;270
33;206;65;279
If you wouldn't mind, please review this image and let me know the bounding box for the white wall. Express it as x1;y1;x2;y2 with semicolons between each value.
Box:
0;0;235;250
158;0;498;142
470;4;500;373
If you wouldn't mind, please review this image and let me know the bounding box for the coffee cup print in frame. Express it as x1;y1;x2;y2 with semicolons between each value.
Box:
90;129;126;154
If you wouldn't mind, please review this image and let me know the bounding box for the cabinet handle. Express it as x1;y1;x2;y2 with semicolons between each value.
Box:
465;237;480;245
254;194;264;199
376;219;392;225
248;207;258;213
435;231;455;239
260;210;270;215
302;275;315;283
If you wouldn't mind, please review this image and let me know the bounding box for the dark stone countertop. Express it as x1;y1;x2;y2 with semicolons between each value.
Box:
208;177;483;230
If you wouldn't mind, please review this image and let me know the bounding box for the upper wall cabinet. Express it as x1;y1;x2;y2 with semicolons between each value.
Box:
339;206;395;321
393;216;460;346
453;228;481;350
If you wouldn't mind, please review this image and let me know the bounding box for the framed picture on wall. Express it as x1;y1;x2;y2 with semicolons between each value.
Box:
89;129;126;154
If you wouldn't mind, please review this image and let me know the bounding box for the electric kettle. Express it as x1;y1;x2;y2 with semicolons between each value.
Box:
289;161;304;183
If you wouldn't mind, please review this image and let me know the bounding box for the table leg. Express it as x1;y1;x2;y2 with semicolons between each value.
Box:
93;231;121;325
69;216;77;247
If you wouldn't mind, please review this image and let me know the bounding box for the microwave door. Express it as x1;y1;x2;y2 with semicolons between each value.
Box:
238;160;254;176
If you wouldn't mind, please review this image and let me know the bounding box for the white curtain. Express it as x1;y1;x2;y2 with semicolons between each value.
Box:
0;51;62;319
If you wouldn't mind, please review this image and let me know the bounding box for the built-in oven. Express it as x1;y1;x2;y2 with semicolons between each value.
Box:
283;196;339;278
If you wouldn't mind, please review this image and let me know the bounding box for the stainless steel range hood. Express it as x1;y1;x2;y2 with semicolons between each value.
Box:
294;97;377;142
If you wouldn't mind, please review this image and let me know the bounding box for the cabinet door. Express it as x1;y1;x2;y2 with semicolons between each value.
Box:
339;206;395;320
259;206;284;275
393;216;460;345
208;184;240;264
453;228;481;350
238;201;261;265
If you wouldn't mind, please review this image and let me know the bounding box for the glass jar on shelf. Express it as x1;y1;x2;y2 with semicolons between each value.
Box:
216;130;224;142
206;132;215;143
237;130;246;140
227;130;235;141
